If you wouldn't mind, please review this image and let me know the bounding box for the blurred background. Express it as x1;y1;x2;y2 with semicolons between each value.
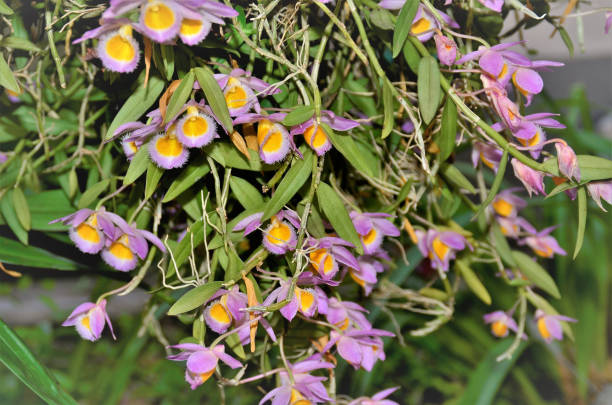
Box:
0;2;611;405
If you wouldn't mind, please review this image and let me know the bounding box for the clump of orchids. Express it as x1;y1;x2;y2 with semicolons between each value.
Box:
6;0;606;403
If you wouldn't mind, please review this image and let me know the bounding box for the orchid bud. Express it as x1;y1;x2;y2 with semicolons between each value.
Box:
511;159;545;196
434;34;457;66
555;142;580;182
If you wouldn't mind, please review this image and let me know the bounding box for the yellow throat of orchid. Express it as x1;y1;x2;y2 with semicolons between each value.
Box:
144;1;176;31
106;25;136;62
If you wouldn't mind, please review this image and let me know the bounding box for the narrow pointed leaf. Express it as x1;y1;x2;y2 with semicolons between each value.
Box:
392;0;419;57
417;56;441;124
1;190;27;244
456;259;491;305
0;53;19;93
281;105;315;127
262;150;314;221
163;156;210;202
194;67;233;133
490;224;516;267
12;187;30;231
437;97;458;162
229;176;265;210
123;146;150;185
167;281;224;315
541;155;612;182
573;186;586;259
512;250;561;299
381;80;394;139
145;161;164;200
77;178;110;209
163;70;194;123
0;319;78;405
0;236;78;270
104;75;164;140
440;163;476;193
316;181;363;255
323;123;376;177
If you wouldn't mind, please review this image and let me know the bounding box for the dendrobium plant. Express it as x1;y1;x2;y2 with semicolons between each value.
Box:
3;0;611;403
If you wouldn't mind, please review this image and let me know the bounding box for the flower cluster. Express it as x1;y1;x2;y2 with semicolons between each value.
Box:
51;207;165;271
74;1;238;72
44;0;612;403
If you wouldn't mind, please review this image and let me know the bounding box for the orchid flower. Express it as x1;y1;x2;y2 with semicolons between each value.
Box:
534;310;576;343
350;212;400;255
62;299;116;341
290;110;359;156
233;209;301;255
233;113;293;164
520;226;566;258
306;236;360;280
215;68;280;116
483;310;519;338
167;343;242;389
415;229;470;272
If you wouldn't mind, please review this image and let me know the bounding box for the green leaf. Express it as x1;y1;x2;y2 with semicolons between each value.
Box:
164;70;194;123
262;151;314;221
194;67;233;133
392;0;419;57
104;75;165;141
0;36;40;52
573;186;586;259
0;0;13;14
316;182;363;255
162;156;210;202
512;250;561;299
0;53;19;93
77;178;110;209
0;190;27;244
369;8;395;31
456;259;491;305
281;105;315;127
456;339;527;405
545;180;582;199
323;123;376;177
167;281;224;316
229;176;265;210
123;146;150;185
0;319;78;405
402;39;421;73
558;26;574;58
437;97;457;162
12;187;30;231
417;55;441;124
225;332;246;360
472;148;508;220
27;190;74;231
381;80;394;139
160;44;175;80
145;161;164;200
224;250;243;282
206;142;270;171
541;155;612;182
344;78;377;118
490;224;516;267
0;236;79;270
440;164;476;193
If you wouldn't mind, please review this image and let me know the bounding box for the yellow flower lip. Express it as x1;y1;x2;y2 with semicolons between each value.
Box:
143;1;176;31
